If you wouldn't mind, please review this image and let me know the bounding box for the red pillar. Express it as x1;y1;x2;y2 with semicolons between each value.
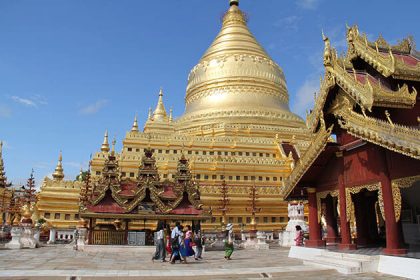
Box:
305;188;326;247
336;151;356;250
325;196;339;243
380;172;407;255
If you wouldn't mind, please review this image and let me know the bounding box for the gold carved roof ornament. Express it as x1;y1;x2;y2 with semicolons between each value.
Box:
346;25;420;81
282;122;334;199
52;151;65;181
332;96;420;159
100;130;110;153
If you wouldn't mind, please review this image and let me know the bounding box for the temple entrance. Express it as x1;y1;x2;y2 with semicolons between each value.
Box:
351;189;382;247
400;180;420;255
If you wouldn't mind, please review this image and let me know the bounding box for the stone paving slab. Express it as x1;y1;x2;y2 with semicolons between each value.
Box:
0;245;407;279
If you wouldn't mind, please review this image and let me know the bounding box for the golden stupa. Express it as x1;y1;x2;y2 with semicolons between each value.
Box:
37;0;310;231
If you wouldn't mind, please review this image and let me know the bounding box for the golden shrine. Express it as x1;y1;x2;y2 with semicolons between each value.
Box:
36;0;311;232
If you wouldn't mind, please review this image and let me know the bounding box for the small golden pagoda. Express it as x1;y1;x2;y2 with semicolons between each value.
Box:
36;152;83;228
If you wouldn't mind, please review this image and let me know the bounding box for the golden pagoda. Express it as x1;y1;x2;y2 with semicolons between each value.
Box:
36;152;82;228
37;1;311;232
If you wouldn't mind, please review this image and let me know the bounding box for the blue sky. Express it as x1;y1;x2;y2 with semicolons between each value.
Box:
1;0;419;186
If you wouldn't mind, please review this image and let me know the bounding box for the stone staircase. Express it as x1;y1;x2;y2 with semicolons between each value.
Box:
289;246;379;274
303;250;379;274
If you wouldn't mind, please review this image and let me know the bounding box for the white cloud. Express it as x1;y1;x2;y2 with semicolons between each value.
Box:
11;96;37;107
273;16;301;31
296;0;319;10
79;99;108;115
291;76;319;118
0;105;12;118
9;94;48;108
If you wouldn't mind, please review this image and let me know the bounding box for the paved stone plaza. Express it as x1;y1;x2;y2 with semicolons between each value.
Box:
0;245;406;279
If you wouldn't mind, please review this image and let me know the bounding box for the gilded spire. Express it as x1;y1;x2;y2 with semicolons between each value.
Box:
0;141;7;188
52;151;64;181
111;137;116;155
78;168;84;182
101;130;110;153
169;107;173;122
131;114;139;132
152;88;168;122
230;0;239;6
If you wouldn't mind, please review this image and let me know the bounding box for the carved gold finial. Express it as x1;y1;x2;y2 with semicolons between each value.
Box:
322;31;331;66
384;110;394;127
375;41;379;53
52;151;64;181
78;168;84;182
169;107;173;122
101;130;110;153
230;0;239;6
352;67;357;81
111;137;116;154
131;114;139;132
148;107;152;120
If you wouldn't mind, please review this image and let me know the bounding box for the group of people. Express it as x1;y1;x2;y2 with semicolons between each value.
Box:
152;221;205;264
152;221;236;263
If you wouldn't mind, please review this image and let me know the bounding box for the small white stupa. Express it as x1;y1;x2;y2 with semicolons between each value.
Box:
279;202;308;247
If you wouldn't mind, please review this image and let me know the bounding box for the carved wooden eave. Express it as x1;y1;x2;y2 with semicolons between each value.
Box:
282;123;334;199
346;25;420;81
333;101;420;160
307;55;417;133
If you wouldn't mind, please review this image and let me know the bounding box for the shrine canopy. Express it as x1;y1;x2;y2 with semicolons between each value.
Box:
80;148;211;222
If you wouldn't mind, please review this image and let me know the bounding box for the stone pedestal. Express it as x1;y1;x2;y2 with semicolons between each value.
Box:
76;228;88;249
279;202;308;247
47;228;56;244
255;231;269;250
20;222;38;249
5;226;23;249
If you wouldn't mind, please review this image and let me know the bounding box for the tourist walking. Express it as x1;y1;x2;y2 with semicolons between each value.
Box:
165;224;172;256
294;225;304;246
194;230;204;260
224;223;234;260
152;221;166;262
184;225;195;258
170;222;186;264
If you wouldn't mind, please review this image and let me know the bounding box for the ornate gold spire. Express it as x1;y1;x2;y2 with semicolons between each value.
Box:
111;138;116;155
0;141;7;188
131;114;139;132
179;1;305;135
52;151;64;181
101;130;110;153
152;88;168;122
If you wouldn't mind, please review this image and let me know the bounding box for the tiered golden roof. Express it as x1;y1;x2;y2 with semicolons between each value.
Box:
177;0;306;137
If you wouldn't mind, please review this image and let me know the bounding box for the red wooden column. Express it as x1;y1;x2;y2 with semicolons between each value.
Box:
325;196;339;243
305;188;326;247
380;172;407;255
336;151;356;250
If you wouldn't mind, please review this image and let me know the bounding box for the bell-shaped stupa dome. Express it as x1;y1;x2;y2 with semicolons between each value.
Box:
177;0;305;137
